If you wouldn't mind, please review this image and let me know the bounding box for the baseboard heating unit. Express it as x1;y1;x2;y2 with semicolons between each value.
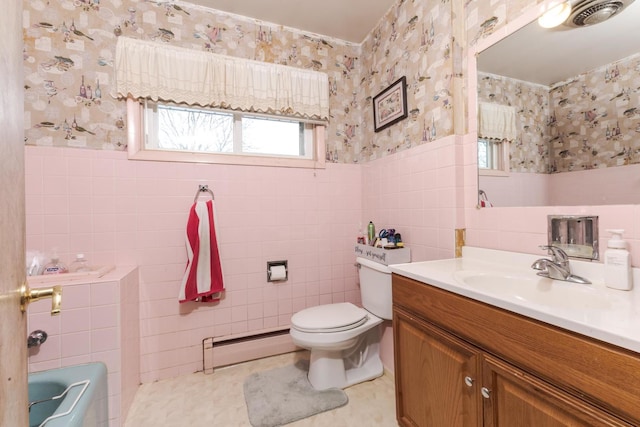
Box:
201;327;297;373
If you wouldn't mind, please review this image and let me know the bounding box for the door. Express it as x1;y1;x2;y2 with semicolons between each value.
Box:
0;0;28;425
394;309;482;427
482;355;632;427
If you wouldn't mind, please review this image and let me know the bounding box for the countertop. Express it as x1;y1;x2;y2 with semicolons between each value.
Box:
389;247;640;354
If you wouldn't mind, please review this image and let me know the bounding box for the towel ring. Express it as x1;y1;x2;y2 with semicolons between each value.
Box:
194;185;215;203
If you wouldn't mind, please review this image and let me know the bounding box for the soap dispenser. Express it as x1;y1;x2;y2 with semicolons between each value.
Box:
604;229;633;290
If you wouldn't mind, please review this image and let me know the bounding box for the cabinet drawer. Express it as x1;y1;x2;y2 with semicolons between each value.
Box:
392;274;640;424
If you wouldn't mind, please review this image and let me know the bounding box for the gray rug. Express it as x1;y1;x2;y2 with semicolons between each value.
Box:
243;360;348;427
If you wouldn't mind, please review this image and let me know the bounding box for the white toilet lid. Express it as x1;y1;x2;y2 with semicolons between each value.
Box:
291;302;368;333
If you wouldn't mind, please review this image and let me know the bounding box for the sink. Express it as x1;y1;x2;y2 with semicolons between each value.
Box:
453;270;612;310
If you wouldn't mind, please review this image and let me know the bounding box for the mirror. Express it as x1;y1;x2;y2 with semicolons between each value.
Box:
476;1;640;207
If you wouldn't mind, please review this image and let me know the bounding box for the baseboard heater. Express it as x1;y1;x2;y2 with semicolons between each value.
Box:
201;327;295;374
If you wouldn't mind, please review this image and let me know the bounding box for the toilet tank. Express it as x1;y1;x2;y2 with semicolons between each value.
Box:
356;257;393;320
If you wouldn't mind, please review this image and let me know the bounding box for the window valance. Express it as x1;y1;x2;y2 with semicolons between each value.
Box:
478;102;517;142
114;37;329;121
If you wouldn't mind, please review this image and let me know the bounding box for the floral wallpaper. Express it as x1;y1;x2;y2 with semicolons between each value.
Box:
357;0;455;162
477;72;550;173
22;0;468;164
477;53;640;174
25;0;636;168
23;0;362;159
549;53;640;172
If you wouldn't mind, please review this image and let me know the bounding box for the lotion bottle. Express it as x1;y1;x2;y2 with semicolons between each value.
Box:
604;229;633;290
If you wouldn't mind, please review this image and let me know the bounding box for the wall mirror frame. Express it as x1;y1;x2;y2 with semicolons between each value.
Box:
470;0;640;208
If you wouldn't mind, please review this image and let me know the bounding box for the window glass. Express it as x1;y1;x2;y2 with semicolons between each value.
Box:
242;116;304;156
156;104;234;153
478;138;506;171
144;101;314;160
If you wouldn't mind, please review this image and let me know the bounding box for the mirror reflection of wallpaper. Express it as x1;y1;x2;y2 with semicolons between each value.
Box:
477;73;550;173
478;53;640;174
23;1;362;161
549;53;640;172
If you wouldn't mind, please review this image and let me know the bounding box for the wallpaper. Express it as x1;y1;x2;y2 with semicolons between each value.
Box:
24;0;637;168
22;0;362;160
358;0;455;162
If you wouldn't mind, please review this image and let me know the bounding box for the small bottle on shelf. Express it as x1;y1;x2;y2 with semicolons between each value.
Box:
69;253;91;273
42;256;68;275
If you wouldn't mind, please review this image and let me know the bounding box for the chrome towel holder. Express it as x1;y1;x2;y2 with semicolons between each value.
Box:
194;185;214;203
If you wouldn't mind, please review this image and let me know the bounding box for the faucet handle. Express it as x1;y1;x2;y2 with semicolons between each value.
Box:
538;245;569;266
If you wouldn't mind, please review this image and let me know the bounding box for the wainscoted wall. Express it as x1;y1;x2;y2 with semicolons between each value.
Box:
362;134;465;371
25;145;363;382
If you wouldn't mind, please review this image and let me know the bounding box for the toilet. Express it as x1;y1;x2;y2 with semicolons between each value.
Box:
290;256;393;390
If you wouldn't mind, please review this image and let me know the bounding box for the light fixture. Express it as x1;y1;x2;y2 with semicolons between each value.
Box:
538;1;572;28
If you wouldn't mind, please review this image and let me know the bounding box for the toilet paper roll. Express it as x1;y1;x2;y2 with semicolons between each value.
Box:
269;265;287;281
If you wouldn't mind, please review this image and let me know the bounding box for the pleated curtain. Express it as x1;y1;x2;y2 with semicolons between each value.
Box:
114;37;329;121
478;102;517;142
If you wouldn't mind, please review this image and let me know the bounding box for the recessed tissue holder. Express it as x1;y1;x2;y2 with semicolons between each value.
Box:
267;261;288;282
548;215;599;260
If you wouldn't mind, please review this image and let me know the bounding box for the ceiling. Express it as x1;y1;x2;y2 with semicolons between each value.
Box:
477;0;640;86
181;0;396;43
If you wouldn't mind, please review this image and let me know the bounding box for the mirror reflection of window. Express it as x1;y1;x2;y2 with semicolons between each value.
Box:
478;138;506;171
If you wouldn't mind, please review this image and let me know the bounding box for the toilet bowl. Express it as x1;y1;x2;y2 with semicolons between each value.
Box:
290;257;393;390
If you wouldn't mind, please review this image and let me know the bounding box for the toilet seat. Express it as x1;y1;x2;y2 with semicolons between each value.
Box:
291;302;369;333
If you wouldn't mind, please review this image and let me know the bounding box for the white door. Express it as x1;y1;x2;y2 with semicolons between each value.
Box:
0;0;28;425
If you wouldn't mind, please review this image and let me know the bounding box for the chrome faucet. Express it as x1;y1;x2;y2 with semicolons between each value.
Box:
531;245;591;284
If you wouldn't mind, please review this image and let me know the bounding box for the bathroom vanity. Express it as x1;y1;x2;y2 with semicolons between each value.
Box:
390;248;640;427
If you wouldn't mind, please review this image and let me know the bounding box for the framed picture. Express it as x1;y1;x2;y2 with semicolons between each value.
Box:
372;76;408;132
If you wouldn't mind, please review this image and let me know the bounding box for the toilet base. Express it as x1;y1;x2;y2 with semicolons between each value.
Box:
307;327;383;390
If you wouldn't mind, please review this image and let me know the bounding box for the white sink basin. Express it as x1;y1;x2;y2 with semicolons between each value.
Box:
453;270;612;310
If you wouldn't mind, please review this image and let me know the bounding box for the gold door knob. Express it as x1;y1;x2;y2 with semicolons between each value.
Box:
20;283;62;315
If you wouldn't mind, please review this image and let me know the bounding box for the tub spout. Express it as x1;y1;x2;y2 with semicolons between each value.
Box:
20;283;62;315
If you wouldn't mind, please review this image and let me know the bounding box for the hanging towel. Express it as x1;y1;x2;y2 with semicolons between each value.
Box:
179;200;224;303
479;190;493;208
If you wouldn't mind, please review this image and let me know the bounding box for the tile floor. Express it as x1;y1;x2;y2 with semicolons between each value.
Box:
125;350;399;426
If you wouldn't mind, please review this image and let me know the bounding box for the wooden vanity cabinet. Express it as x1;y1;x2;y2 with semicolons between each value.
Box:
392;274;640;427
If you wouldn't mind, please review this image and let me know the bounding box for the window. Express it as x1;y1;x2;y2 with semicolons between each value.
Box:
127;99;325;168
478;138;509;176
145;101;314;158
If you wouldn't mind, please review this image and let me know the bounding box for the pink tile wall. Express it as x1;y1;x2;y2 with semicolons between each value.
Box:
25;145;363;383
479;173;550;207
362;135;464;263
27;267;139;427
362;134;465;373
548;164;640;206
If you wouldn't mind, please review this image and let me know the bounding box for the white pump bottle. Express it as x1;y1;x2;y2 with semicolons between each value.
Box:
604;229;633;291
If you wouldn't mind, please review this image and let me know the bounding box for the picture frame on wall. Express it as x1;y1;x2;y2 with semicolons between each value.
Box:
372;76;408;133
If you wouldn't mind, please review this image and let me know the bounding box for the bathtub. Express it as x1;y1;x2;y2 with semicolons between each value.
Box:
28;362;108;427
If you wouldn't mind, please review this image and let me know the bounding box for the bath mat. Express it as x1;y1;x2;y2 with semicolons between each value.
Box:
243;360;348;427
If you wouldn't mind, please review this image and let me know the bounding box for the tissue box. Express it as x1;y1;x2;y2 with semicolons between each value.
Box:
354;244;411;265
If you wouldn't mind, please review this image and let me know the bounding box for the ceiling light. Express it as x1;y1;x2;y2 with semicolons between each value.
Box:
538;1;572;28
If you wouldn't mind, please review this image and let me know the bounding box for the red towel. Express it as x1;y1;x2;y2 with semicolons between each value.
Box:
179;200;224;303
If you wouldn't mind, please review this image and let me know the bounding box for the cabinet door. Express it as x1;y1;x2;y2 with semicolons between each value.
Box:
394;308;482;427
482;355;632;427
